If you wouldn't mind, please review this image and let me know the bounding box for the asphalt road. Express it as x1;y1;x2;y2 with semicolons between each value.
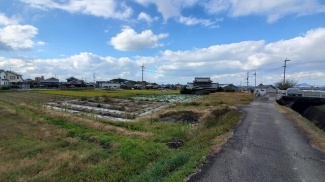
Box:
189;94;325;182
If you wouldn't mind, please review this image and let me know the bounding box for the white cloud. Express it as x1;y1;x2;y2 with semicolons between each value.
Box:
0;25;38;51
37;41;46;45
0;13;20;25
134;0;199;21
138;12;158;25
202;0;325;23
109;27;169;51
1;28;325;85
20;0;133;19
156;28;325;84
135;0;325;23
178;16;219;27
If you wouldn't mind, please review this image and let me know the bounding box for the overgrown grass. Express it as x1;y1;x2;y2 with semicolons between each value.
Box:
34;90;180;98
0;91;252;181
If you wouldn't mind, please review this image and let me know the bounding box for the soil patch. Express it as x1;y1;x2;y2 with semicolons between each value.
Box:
159;111;202;124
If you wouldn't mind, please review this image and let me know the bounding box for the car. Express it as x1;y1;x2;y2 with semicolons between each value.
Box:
286;88;303;97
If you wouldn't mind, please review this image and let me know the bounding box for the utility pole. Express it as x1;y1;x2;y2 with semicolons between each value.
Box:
93;73;96;83
246;71;249;92
252;70;256;87
283;58;291;84
141;65;145;90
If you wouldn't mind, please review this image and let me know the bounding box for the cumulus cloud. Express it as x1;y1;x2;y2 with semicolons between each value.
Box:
134;0;199;21
0;13;20;25
109;27;169;51
0;52;149;81
156;28;325;84
20;0;133;19
202;0;325;23
138;12;158;25
1;28;325;85
0;25;38;51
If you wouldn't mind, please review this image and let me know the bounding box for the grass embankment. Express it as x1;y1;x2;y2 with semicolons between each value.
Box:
0;92;253;181
276;103;325;151
34;90;180;98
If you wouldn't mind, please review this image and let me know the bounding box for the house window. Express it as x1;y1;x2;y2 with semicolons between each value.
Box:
10;76;16;79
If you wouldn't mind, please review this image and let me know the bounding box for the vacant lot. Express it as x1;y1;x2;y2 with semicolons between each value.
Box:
0;91;254;181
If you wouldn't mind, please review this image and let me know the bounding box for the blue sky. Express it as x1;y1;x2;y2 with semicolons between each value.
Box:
0;0;325;85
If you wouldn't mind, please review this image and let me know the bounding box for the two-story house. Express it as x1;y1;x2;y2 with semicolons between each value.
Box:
6;71;23;84
0;70;9;86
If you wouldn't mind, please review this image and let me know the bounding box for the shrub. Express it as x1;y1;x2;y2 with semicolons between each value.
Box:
81;97;87;101
203;108;229;128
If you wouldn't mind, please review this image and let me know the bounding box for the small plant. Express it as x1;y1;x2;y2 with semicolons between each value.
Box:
81;97;87;101
97;103;102;108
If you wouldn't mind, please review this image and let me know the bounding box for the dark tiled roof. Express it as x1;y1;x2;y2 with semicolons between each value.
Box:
6;71;22;76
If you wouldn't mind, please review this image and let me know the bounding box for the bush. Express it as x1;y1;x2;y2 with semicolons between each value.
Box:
203;108;229;128
180;86;195;94
81;97;87;101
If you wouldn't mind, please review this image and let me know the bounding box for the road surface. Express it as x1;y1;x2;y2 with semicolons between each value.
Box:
189;94;325;182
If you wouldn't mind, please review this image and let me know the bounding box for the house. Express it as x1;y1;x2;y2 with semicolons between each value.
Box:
35;76;45;84
175;83;183;90
219;84;238;92
97;81;121;90
254;84;276;96
187;77;218;92
61;77;85;88
0;70;9;87
40;77;60;87
6;71;23;84
133;84;143;89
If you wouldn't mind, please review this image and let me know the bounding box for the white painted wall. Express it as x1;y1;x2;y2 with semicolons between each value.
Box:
99;83;121;89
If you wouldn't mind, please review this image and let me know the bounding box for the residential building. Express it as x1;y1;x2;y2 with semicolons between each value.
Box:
187;77;218;92
175;83;183;90
40;77;60;87
61;77;85;88
35;76;45;83
6;71;23;84
97;81;121;89
254;84;276;95
219;84;238;92
0;70;9;86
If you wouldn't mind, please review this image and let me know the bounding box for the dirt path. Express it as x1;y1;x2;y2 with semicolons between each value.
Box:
189;94;325;182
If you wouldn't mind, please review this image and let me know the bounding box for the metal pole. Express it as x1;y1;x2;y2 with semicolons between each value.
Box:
252;70;256;87
141;65;145;90
283;59;290;84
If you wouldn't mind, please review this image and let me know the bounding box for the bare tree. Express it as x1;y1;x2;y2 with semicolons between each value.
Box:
274;79;297;90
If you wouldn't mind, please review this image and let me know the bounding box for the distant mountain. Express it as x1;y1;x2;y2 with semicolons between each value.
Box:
296;83;312;87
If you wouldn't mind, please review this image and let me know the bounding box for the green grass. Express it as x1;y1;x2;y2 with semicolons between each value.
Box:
34;90;180;98
0;92;252;181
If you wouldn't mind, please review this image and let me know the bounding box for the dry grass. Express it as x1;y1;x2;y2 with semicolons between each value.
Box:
21;103;153;138
276;103;325;151
198;92;255;106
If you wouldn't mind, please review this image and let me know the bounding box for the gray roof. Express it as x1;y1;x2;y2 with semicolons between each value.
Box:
41;77;59;83
6;71;22;76
254;85;276;89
